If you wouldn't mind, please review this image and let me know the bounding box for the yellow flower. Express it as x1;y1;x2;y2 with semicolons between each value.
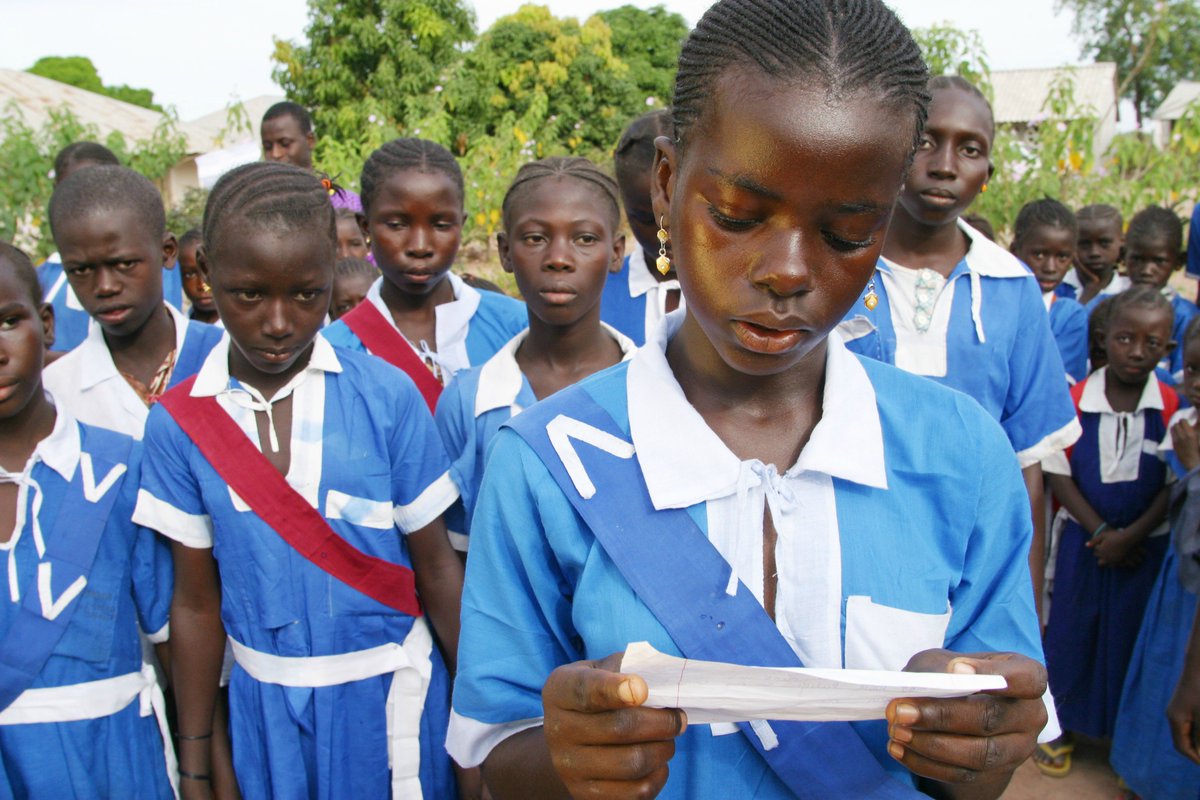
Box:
489;209;501;225
513;126;527;145
1068;150;1083;171
475;212;487;227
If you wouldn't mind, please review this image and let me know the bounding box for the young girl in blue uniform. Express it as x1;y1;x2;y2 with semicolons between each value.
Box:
0;243;174;799
435;157;636;548
1109;315;1200;798
41;166;223;440
1010;198;1089;384
324;138;526;396
839;75;1079;615
133;162;467;800
603;110;684;346
1067;204;1129;308
1124;205;1196;386
1039;286;1176;776
449;3;1055;798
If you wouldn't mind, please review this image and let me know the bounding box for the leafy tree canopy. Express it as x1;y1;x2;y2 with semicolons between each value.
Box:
596;4;688;107
26;56;162;111
1056;0;1200;124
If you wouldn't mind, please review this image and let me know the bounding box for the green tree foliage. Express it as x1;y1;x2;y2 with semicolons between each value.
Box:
912;23;992;99
271;0;475;149
1056;0;1200;124
0;104;188;260
596;4;688;106
27;56;162;111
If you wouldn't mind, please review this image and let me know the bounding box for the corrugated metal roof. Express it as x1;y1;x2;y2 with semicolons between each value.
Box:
0;68;210;151
991;63;1118;123
185;95;284;147
1152;81;1200;121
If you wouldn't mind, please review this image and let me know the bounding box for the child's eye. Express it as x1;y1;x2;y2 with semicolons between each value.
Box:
707;206;758;231
296;289;321;302
576;233;600;245
235;290;261;302
0;316;20;330
823;231;875;252
522;233;547;245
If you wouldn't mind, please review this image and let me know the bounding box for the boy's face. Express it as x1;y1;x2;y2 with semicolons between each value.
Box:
261;115;315;170
179;241;215;314
1013;224;1075;294
336;215;369;260
56;208;173;338
1181;338;1200;410
1126;234;1181;289
1076;217;1122;276
1105;304;1173;387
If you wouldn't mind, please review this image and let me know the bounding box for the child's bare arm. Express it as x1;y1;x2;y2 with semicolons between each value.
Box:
169;541;227;799
1046;472;1106;533
1169;608;1200;764
408;517;465;673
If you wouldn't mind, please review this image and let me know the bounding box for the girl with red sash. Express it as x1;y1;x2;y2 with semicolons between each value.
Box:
133;163;466;800
324;138;527;412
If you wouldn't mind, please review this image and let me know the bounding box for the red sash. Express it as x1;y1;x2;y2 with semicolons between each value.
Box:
158;378;422;617
341;301;443;412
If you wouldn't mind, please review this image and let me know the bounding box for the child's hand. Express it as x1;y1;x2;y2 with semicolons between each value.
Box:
1074;258;1100;286
887;650;1047;789
542;653;687;799
1168;659;1200;764
1087;527;1141;567
1173;418;1200;471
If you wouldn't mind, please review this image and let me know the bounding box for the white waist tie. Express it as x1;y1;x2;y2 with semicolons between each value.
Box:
0;662;180;797
229;617;435;800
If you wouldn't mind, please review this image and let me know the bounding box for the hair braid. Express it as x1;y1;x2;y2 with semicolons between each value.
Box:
501;157;621;231
360;138;465;217
202;161;335;259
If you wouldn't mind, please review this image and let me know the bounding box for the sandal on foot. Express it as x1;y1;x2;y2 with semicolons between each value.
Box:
1034;740;1074;777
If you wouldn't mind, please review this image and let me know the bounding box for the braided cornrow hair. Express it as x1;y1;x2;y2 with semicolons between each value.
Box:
202;161;335;261
360;138;465;217
1127;205;1184;254
671;0;929;154
928;75;994;136
1077;204;1123;230
501;156;621;231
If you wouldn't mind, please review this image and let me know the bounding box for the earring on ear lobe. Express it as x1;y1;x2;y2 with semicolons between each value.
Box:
981;183;988;193
656;216;671;276
864;276;879;311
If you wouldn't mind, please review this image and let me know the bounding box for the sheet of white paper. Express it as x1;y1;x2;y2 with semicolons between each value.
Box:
620;642;1007;724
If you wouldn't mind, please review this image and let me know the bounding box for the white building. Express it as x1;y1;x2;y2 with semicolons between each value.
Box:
991;62;1120;157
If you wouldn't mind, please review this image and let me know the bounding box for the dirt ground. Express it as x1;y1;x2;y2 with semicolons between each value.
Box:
1002;736;1124;800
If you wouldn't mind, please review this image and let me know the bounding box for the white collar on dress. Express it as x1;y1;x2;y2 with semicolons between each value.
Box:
190;332;343;399
27;390;82;482
365;272;482;341
625;242;662;299
79;303;190;391
474;323;637;416
627;312;888;511
1079;366;1165;414
877;218;1028;280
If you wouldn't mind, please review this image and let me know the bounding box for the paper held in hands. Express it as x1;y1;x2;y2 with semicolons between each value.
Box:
620;642;1007;724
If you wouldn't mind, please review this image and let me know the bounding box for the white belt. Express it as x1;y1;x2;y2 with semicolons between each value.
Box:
0;662;180;797
229;617;434;800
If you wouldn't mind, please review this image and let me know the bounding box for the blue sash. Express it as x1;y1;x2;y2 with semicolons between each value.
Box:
0;427;132;711
508;387;920;799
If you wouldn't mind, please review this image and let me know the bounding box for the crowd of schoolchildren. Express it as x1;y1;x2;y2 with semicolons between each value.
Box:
2;1;1200;798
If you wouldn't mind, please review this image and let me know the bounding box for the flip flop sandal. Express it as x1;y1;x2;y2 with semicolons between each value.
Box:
1034;740;1074;777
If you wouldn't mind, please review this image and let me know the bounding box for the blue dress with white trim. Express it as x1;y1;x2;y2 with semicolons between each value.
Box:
134;338;459;800
1047;294;1089;384
1042;371;1173;738
1109;409;1200;799
0;417;173;800
841;222;1080;465
449;325;1051;798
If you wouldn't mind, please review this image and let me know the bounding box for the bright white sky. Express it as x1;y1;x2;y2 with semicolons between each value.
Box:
3;0;1082;121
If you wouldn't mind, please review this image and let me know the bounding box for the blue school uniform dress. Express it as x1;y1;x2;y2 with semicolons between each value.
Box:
1057;270;1130;312
324;273;527;382
599;241;684;346
0;400;174;800
447;313;1058;798
434;323;637;549
1109;406;1200;799
1187;204;1200;280
38;256;184;354
133;334;460;800
1044;291;1089;384
1163;287;1200;384
42;303;223;440
1041;369;1174;738
840;220;1080;467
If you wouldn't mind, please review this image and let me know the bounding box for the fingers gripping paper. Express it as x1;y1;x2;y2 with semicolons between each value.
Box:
620;642;1006;724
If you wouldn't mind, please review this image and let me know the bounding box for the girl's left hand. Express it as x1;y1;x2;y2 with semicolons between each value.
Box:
1087;528;1141;568
887;650;1047;789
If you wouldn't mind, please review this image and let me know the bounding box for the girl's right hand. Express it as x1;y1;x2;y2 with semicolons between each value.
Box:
1173;419;1200;471
541;653;687;799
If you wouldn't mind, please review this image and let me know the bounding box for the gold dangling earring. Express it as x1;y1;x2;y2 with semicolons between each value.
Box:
981;183;989;193
864;276;878;310
656;215;671;275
